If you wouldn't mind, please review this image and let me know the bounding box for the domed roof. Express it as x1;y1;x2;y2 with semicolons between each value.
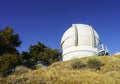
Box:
61;24;101;50
60;24;103;61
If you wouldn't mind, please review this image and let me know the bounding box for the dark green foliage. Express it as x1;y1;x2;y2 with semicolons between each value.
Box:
21;51;32;59
29;42;46;54
0;27;21;55
23;59;36;69
29;42;62;66
19;42;61;68
20;51;36;69
0;27;61;76
87;57;103;70
71;58;86;69
0;27;22;76
0;54;22;76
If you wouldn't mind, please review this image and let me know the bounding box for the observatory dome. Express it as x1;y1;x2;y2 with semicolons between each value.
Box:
61;24;102;61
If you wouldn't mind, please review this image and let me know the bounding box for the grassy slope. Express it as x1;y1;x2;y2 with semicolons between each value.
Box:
1;55;120;84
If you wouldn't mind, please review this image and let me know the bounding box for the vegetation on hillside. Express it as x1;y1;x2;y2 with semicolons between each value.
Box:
0;26;120;84
0;27;21;55
0;55;120;84
0;27;61;76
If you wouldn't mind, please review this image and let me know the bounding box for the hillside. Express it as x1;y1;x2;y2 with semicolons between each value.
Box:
1;55;120;84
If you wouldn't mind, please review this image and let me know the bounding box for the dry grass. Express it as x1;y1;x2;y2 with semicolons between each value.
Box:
1;55;120;84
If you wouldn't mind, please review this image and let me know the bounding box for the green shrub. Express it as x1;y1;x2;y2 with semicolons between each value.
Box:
35;63;43;69
87;57;103;70
14;65;31;74
70;58;86;69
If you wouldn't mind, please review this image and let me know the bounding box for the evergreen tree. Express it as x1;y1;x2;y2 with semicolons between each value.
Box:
0;27;22;76
29;42;62;66
21;51;36;69
0;27;21;55
0;54;22;76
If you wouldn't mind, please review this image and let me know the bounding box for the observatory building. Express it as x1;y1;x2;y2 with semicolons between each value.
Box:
61;24;108;61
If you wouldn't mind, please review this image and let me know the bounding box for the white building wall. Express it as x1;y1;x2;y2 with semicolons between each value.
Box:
61;24;101;61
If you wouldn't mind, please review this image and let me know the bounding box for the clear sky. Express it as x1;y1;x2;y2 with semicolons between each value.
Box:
0;0;120;54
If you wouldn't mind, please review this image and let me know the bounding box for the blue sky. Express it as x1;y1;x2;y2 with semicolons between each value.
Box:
0;0;120;54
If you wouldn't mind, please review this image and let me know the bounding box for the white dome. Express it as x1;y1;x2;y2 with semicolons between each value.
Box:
61;24;101;61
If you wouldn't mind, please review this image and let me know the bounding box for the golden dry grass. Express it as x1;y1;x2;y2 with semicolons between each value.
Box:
1;55;120;84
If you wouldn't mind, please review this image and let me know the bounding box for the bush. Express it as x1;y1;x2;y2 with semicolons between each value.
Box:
0;54;22;77
14;65;31;74
87;57;103;70
70;58;86;69
35;63;43;69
